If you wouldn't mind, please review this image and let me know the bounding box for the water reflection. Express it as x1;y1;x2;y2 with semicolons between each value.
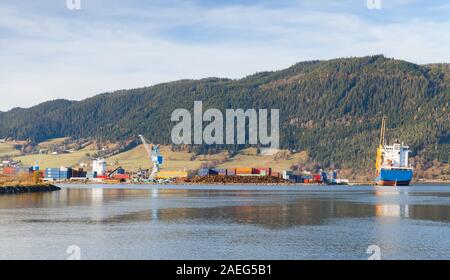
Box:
374;188;409;218
4;186;448;228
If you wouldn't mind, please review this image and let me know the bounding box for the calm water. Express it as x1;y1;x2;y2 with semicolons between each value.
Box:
0;184;449;260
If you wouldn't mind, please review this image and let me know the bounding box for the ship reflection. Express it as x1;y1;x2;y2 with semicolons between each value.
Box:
375;204;410;218
374;188;410;218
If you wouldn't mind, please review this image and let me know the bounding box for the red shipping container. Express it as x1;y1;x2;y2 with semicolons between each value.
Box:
114;174;130;179
96;175;108;179
313;174;323;183
3;167;16;175
255;168;271;175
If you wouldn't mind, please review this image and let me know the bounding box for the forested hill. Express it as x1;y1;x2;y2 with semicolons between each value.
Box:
0;55;449;172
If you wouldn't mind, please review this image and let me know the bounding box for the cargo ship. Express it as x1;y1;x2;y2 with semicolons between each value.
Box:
375;117;413;186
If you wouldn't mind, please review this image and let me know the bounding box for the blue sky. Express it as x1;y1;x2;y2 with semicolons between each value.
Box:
1;0;450;111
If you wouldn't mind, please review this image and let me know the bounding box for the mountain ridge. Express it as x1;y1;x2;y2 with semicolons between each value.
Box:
1;55;449;173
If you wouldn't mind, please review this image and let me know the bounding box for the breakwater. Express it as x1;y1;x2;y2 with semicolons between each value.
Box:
0;185;60;195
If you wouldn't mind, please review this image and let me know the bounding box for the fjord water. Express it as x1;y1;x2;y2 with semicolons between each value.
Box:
0;184;449;260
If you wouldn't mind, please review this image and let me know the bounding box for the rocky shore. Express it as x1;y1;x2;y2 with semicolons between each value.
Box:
0;184;61;195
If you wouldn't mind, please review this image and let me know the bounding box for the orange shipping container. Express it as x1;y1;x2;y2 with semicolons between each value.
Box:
235;168;253;174
114;174;130;179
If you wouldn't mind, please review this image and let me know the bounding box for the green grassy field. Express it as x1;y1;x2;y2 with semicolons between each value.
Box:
36;137;69;149
10;139;308;173
13;145;98;170
107;145;228;172
107;146;308;173
0;142;22;157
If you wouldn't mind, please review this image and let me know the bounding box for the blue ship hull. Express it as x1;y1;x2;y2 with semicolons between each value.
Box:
375;168;413;186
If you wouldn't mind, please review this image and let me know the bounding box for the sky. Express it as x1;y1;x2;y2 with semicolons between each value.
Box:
1;0;450;111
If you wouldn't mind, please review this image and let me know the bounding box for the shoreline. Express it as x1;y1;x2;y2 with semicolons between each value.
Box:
55;180;450;187
0;184;61;195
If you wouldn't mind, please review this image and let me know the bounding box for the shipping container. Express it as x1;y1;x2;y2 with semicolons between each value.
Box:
254;168;271;176
211;168;227;176
289;175;304;183
226;170;236;176
114;174;130;180
72;170;87;178
282;170;293;180
3;166;17;175
86;171;97;179
313;174;323;183
235;167;253;174
17;166;32;174
45;168;60;180
157;171;190;179
197;168;210;176
197;168;219;176
209;169;219;176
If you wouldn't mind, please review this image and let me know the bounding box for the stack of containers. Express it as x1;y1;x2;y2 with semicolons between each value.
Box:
72;169;87;178
59;167;72;180
3;166;17;175
288;175;304;183
17;166;32;174
282;170;293;180
86;171;97;179
271;171;280;178
45;168;61;180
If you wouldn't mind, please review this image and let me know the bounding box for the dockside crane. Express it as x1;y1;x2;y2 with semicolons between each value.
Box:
138;134;163;180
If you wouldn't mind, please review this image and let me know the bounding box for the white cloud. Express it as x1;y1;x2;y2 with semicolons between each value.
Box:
0;0;449;111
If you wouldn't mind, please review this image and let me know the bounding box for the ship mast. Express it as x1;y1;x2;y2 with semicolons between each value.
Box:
379;116;386;147
376;116;387;173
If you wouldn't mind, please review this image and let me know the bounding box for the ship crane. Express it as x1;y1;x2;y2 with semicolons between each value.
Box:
375;116;388;174
138;134;163;180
